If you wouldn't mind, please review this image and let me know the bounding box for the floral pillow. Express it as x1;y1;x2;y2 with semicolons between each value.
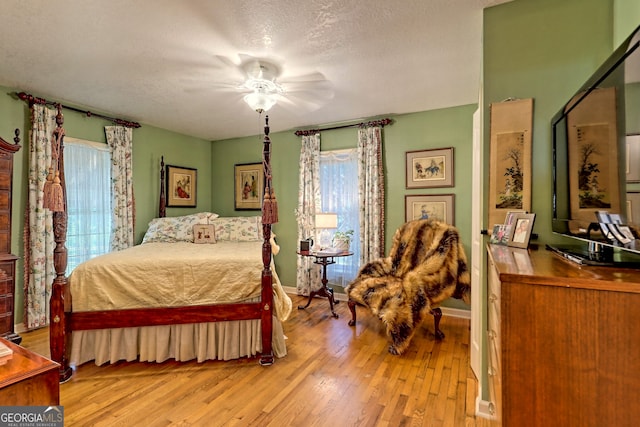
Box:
211;216;262;242
142;212;219;243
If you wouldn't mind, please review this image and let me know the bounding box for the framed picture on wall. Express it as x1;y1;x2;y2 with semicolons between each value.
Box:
405;194;455;224
405;147;454;189
166;164;197;207
234;163;264;210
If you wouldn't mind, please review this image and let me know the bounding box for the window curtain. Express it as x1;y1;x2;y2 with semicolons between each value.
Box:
319;149;360;285
357;125;385;263
24;104;57;329
295;133;322;294
105;126;134;250
64;141;111;274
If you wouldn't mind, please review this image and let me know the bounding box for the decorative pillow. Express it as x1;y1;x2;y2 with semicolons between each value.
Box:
193;224;216;244
142;212;219;243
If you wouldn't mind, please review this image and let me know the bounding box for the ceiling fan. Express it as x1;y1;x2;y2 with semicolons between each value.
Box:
184;54;334;114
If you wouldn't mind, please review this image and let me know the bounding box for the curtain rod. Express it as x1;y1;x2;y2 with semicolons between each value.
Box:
294;117;392;136
16;92;141;129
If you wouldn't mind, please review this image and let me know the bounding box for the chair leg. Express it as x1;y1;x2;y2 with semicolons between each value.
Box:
348;299;357;326
431;307;445;340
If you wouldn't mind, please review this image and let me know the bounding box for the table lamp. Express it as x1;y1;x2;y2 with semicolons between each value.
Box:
315;213;338;249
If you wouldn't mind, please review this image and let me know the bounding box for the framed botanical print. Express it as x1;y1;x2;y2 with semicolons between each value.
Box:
166;164;197;207
405;147;454;189
234;163;264;210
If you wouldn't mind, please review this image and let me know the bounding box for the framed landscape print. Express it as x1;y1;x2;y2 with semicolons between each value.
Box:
405;147;454;189
166;164;197;207
405;194;455;224
234;163;264;210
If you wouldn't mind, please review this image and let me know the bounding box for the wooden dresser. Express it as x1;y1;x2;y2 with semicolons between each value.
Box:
486;244;640;427
0;130;21;344
0;337;60;405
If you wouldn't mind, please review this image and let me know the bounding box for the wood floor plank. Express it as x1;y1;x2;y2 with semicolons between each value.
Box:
18;294;494;426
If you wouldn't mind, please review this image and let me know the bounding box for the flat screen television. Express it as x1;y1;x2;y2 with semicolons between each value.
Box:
550;25;640;267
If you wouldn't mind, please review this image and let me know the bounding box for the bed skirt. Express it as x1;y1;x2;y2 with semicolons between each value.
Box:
70;316;287;367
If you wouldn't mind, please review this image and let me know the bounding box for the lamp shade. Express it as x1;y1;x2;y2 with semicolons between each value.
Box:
315;213;338;229
244;91;277;113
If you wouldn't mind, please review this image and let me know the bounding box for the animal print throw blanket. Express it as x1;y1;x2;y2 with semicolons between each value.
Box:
345;219;471;355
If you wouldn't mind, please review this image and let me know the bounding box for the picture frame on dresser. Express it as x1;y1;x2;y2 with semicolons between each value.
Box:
506;213;535;248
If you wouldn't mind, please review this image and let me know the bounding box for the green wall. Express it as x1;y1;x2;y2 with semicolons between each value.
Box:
481;0;639;404
0;86;212;324
212;106;476;311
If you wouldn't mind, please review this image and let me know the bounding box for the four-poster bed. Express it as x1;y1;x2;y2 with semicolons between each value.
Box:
47;111;284;382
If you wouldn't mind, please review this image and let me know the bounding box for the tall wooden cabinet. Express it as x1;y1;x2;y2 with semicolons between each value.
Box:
0;130;21;344
487;244;640;427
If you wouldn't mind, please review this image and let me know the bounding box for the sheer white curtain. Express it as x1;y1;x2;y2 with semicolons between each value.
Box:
64;140;111;274
105;126;135;250
320;149;360;285
24;104;57;329
295;133;322;294
358;125;385;263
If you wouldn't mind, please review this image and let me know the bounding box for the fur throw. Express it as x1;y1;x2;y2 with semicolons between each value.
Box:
345;219;471;355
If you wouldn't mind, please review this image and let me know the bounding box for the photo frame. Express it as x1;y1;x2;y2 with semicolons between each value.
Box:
166;165;197;207
234;163;264;210
405;194;455;224
193;224;215;244
490;224;509;245
405;147;454;189
507;213;536;248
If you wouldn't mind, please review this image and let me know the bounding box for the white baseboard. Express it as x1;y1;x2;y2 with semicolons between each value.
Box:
282;286;470;319
476;397;495;419
15;322;27;333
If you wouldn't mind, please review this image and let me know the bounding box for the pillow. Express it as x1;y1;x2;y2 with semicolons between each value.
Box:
236;216;262;242
211;216;262;242
142;212;219;243
193;224;216;244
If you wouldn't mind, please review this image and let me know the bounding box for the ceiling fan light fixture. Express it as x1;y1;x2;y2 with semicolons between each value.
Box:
244;90;277;113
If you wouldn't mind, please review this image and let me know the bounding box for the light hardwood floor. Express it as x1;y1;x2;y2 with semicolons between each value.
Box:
20;295;495;427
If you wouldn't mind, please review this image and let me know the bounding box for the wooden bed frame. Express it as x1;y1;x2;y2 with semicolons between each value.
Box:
49;113;277;382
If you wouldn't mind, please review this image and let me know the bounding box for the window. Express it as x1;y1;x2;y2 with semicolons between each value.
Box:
320;148;360;286
64;139;112;274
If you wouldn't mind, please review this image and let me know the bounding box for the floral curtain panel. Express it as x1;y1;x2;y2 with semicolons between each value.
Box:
357;125;385;263
295;133;322;294
24;104;57;329
105;126;135;250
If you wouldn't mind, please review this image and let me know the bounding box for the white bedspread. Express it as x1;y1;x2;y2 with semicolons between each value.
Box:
71;241;275;311
68;241;293;366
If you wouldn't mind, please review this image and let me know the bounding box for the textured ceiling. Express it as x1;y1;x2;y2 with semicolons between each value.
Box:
0;0;511;140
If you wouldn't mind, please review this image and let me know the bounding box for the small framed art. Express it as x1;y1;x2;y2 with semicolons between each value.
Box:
166;165;197;207
234;163;264;210
405;194;455;224
405;147;454;189
507;213;536;248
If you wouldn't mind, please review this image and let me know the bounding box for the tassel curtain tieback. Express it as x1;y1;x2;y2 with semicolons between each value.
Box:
43;124;65;212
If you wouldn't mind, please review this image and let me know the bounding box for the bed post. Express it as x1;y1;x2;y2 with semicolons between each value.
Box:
159;156;166;218
260;116;277;366
48;106;73;382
